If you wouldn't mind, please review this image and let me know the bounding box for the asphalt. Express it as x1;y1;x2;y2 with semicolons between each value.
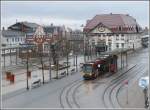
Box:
1;48;149;109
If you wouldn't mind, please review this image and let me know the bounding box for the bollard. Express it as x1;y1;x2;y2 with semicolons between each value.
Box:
10;74;15;84
111;64;115;73
6;71;11;80
27;71;31;78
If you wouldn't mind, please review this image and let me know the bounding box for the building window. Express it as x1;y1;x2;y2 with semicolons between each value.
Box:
7;38;9;42
116;43;119;48
108;43;111;50
116;36;119;40
15;38;17;42
119;26;122;31
121;35;124;40
121;43;124;48
92;39;95;46
12;38;14;42
92;42;95;46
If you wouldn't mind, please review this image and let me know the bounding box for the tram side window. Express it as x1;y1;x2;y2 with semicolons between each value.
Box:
111;58;114;64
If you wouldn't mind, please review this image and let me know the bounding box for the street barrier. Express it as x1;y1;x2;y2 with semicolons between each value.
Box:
71;68;75;75
6;71;11;80
110;64;115;73
10;74;15;84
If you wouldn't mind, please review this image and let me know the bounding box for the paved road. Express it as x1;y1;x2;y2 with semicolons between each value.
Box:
2;48;149;109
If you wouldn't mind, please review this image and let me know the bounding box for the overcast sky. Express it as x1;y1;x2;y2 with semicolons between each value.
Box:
1;1;149;30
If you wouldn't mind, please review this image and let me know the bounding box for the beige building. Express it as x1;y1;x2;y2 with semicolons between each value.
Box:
84;14;143;51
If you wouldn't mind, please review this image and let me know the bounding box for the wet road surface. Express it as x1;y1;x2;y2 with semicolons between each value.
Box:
2;48;149;108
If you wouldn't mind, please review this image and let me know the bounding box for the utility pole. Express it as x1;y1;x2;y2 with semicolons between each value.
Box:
10;49;12;65
49;43;51;80
39;44;45;84
65;31;69;76
84;33;86;63
26;47;30;90
56;55;59;79
3;49;6;70
16;48;18;65
75;54;78;72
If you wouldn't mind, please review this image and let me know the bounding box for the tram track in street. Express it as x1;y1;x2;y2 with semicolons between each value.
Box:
115;69;148;108
102;64;137;108
109;64;146;108
102;63;145;108
59;79;83;108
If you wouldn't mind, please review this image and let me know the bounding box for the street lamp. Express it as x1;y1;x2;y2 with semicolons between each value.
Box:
48;43;52;81
22;48;32;90
65;30;69;76
38;45;45;84
81;24;86;63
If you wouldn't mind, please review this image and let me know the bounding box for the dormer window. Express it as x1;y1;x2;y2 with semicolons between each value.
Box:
119;26;122;31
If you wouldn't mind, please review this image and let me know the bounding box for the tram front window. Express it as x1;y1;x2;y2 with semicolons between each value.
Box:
82;65;93;73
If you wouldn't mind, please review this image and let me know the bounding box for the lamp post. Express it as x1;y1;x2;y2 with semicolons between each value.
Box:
39;46;45;84
48;43;51;80
65;31;69;76
81;24;86;63
22;48;31;90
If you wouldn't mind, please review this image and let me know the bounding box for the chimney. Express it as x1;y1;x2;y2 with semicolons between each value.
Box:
51;23;53;27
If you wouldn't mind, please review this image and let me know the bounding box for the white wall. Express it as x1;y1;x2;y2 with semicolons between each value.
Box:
88;26;142;51
3;36;25;46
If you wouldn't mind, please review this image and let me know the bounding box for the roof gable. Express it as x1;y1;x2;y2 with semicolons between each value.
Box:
2;30;25;37
84;14;142;33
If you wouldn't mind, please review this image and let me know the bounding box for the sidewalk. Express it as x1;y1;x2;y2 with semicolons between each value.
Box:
117;71;148;109
2;64;80;95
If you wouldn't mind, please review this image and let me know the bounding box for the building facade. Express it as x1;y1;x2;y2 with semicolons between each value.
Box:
84;14;143;51
1;30;26;46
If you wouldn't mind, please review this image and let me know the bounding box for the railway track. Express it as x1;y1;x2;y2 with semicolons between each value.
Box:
102;63;146;108
102;64;136;108
115;69;148;108
109;64;146;108
59;79;83;108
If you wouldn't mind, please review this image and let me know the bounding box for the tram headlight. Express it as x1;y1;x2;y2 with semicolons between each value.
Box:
89;73;92;76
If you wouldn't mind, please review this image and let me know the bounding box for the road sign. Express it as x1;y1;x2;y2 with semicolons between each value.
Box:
124;80;128;85
139;77;149;89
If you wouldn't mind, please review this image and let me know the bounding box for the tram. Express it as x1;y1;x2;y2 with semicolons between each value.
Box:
81;54;118;80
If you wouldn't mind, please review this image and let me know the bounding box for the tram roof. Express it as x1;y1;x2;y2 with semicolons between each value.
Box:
101;48;131;55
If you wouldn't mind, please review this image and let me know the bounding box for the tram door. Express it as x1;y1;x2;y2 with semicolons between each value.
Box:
110;55;118;73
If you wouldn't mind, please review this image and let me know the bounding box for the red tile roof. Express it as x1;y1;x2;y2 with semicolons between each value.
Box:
84;14;142;33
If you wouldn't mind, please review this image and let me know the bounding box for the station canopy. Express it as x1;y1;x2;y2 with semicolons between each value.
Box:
99;48;132;56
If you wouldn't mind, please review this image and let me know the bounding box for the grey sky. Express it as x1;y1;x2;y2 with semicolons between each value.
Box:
1;1;149;30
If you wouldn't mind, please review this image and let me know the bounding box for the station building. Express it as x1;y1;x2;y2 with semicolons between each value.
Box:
83;14;143;51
